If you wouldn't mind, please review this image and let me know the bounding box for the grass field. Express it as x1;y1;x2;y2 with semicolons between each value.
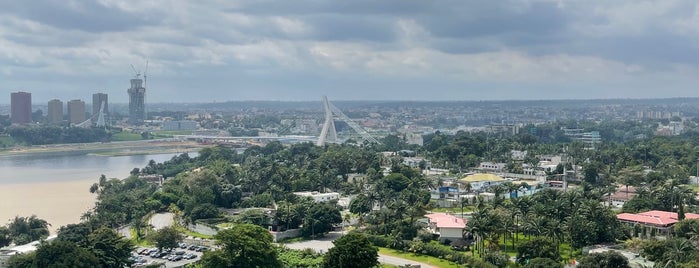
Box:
429;206;474;213
378;247;461;268
130;228;153;247
112;132;144;141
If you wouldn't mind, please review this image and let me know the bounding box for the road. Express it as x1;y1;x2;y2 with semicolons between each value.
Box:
117;225;132;239
150;212;174;230
283;232;436;268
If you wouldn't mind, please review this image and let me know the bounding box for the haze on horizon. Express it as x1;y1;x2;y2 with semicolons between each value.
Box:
1;1;699;103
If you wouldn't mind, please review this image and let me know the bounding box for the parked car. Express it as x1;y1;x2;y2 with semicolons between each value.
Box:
183;253;196;260
172;255;183;261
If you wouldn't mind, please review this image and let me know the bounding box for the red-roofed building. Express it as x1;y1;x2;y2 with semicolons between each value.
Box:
617;210;699;237
607;185;638;208
424;213;467;242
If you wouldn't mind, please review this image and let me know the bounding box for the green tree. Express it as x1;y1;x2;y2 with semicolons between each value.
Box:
200;250;233;268
577;251;630;268
150;226;183;251
523;257;561;268
516;237;560;265
484;251;510;268
7;215;50;245
349;194;372;215
674;219;699;240
302;203;342;238
19;241;100;268
87;227;135;268
5;251;35;268
278;247;324;268
55;223;92;246
210;223;280;268
322;232;378;268
0;226;11;247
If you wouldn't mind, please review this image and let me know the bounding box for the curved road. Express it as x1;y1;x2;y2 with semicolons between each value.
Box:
283;232;436;268
140;214;435;267
150;212;175;230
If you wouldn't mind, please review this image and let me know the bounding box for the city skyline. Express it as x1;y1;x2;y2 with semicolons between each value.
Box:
1;1;699;103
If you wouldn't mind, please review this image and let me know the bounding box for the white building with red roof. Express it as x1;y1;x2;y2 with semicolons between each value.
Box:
424;213;467;242
617;210;699;237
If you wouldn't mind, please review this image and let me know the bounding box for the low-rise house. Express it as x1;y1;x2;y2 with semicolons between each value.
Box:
607;185;638;208
477;162;506;173
617;210;699;237
293;191;340;203
424;213;467;243
139;174;164;186
403;157;430;169
459;173;506;192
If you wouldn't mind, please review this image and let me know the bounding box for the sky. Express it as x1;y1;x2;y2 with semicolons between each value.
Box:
1;0;699;103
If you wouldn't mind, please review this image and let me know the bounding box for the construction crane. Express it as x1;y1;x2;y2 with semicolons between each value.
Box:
143;60;148;121
130;64;141;78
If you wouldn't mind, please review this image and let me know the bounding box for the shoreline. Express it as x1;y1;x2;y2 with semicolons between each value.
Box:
0;139;207;157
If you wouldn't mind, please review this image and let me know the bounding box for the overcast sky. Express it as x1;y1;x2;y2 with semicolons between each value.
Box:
1;0;699;103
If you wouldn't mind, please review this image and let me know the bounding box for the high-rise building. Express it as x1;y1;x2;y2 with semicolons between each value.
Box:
10;92;32;124
92;93;108;123
47;99;63;124
128;76;146;125
67;99;86;125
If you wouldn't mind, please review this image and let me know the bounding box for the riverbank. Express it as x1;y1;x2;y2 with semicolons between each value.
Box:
0;139;207;157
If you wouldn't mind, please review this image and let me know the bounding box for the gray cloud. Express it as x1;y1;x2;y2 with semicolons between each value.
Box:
0;1;159;33
1;0;699;103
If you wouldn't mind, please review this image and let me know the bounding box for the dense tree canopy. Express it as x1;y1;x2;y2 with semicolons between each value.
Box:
577;251;630;268
322;232;378;268
5;215;50;245
201;224;280;268
150;226;183;251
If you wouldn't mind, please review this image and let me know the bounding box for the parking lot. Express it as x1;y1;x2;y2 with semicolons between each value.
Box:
130;243;207;268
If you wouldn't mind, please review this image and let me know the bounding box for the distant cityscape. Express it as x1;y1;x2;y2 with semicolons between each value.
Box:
2;71;698;143
5;73;146;128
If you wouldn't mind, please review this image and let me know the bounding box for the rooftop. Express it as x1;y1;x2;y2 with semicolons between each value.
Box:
616;210;699;227
425;213;467;229
460;173;505;183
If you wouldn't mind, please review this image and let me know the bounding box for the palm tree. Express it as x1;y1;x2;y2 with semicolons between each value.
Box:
662;238;693;267
515;196;533;240
467;198;496;256
463;182;472;193
492;184;507;209
616;165;644;198
524;215;548;238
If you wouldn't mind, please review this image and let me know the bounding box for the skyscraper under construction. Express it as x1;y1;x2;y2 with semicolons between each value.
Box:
127;75;146;125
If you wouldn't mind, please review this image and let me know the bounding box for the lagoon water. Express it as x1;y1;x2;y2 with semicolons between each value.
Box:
0;152;194;232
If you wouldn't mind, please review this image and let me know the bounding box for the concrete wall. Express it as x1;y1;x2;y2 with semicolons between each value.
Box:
187;223;218;236
440;227;464;240
272;229;302;242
